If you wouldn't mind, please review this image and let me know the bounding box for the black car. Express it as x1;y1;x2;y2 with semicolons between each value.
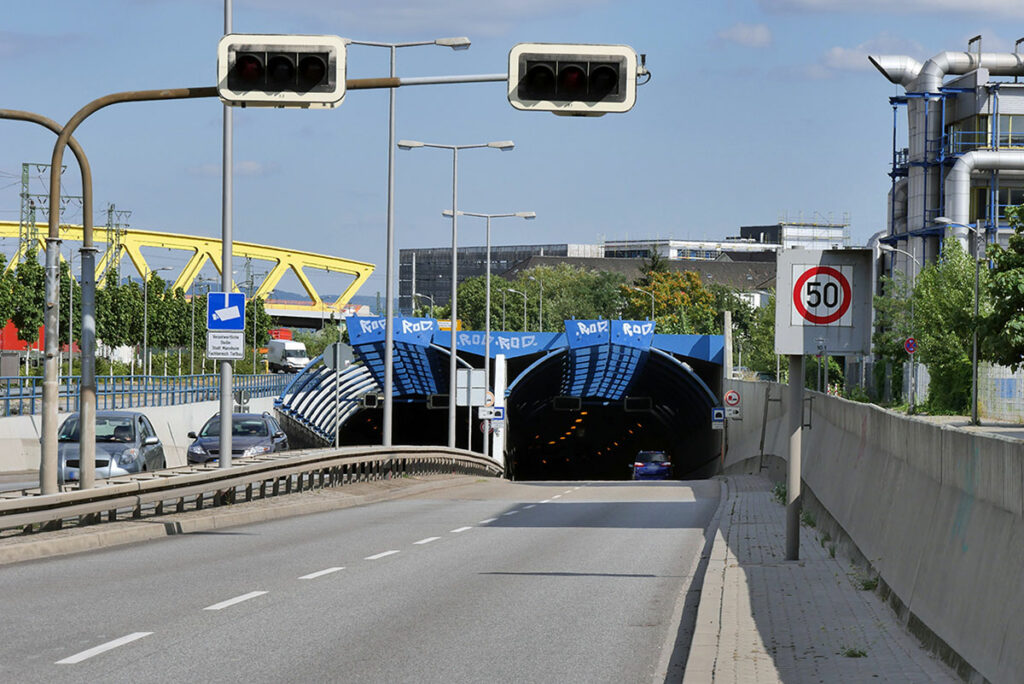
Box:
187;412;289;464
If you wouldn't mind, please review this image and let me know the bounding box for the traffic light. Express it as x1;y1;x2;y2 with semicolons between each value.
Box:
508;43;638;116
217;34;346;108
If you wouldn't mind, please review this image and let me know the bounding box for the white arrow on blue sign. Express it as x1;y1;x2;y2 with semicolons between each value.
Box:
207;292;246;331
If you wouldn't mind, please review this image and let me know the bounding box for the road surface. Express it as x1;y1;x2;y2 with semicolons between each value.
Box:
0;477;719;683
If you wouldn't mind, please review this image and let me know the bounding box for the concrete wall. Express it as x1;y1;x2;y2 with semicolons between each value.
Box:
0;397;276;472
723;379;1024;683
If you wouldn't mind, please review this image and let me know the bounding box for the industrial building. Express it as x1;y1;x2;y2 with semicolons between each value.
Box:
871;39;1024;275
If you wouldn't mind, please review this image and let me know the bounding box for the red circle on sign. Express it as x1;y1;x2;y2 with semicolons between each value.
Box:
724;390;740;406
905;337;917;354
793;266;852;325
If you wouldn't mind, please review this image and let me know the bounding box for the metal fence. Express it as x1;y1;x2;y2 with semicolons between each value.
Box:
0;373;291;417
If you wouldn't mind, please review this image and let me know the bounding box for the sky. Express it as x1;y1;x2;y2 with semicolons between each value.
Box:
3;0;1024;299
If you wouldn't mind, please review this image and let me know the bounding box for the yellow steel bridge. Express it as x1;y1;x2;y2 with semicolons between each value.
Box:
0;221;375;325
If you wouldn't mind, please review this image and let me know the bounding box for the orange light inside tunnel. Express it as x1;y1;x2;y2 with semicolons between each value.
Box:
574;418;583;423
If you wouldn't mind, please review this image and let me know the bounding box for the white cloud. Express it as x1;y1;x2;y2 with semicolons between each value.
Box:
761;0;1024;17
718;23;773;48
822;34;925;72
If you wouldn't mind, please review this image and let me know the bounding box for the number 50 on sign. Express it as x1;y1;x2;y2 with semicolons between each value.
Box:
791;264;854;326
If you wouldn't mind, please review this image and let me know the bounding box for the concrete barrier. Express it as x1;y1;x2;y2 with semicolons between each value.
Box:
0;396;275;473
723;379;1024;683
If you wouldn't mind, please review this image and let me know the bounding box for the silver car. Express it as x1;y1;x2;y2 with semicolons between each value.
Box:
58;411;166;483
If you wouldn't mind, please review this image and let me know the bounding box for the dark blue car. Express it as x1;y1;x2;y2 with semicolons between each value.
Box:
631;450;672;480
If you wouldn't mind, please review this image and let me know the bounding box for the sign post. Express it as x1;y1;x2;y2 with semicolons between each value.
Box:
207;291;246;470
775;249;871;561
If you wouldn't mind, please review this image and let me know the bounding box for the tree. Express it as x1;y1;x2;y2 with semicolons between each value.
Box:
623;270;715;334
913;239;980;413
743;292;780;379
10;250;45;347
871;271;913;401
983;205;1024;370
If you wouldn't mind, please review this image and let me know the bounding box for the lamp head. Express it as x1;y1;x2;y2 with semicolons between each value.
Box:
397;139;423;149
516;211;536;220
435;37;471;50
488;140;515;151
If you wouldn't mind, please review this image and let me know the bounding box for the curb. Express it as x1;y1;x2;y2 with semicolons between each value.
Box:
0;475;481;566
680;476;732;684
654;476;730;683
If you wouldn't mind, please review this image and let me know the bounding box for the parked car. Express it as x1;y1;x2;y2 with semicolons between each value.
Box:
187;412;289;464
631;450;672;480
58;410;166;483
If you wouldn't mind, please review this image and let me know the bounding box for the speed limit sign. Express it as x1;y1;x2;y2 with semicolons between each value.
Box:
791;265;853;326
775;249;871;355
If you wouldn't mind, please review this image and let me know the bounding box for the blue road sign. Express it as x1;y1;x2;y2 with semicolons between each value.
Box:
207;292;246;331
711;407;725;431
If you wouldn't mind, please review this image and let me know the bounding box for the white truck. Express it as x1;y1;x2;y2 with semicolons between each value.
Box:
267;340;310;373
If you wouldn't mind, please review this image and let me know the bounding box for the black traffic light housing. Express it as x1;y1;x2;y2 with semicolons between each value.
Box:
218;34;346;108
508;43;638;116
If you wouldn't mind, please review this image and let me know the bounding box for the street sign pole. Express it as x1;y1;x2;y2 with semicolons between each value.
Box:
786;353;803;561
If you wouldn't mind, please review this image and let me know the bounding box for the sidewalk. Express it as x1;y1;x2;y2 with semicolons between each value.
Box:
683;474;957;683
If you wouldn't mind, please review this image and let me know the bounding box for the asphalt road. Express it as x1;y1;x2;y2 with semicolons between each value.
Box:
0;478;719;683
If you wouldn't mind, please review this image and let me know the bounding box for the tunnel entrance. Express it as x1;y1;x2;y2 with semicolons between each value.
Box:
505;349;721;481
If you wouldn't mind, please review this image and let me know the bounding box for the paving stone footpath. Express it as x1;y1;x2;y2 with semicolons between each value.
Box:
683;474;958;683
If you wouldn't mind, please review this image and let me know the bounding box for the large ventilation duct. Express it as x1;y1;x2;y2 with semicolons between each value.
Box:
870;50;1024;247
944;150;1024;245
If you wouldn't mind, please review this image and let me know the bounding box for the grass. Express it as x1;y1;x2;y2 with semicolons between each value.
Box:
771;481;786;505
800;509;816;528
841;647;868;658
828;544;836;558
858;576;879;591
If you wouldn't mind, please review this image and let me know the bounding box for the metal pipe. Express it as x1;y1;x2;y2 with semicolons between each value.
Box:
41;86;218;494
221;0;234;470
0;109;96;491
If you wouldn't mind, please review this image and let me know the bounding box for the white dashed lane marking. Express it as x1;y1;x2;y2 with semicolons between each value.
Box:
479;518;497;524
299;567;345;580
450;526;472;533
502;510;518;516
56;632;153;664
365;550;400;560
414;537;441;545
203;591;268;611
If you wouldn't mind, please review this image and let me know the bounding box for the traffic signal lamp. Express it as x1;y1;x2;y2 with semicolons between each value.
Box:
217;34;346;108
508;43;638;116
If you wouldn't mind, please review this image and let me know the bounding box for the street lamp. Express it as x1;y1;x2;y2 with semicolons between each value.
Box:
398;139;515;449
879;243;922;413
632;286;655;321
508;288;528;332
528;275;544;331
142;266;173;377
934;216;982;424
348;37;470;450
414;291;435;318
445;209;535;458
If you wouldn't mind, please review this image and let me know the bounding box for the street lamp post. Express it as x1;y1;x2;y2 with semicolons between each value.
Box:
348;37;470;450
879;243;921;413
446;210;535;457
935;217;982;424
528;275;544;331
398;139;515;448
142;266;173;377
633;286;655;321
414;291;435;318
508;289;528;332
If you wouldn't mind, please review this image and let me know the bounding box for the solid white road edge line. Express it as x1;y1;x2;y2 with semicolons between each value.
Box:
299;567;345;580
203;591;268;611
56;632;153;665
365;550;400;560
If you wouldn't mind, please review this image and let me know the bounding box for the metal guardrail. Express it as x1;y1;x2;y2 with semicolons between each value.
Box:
0;373;290;417
0;446;503;534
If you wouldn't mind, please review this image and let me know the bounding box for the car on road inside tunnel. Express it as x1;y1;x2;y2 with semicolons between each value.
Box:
58;410;166;483
187;412;289;464
631;450;671;480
